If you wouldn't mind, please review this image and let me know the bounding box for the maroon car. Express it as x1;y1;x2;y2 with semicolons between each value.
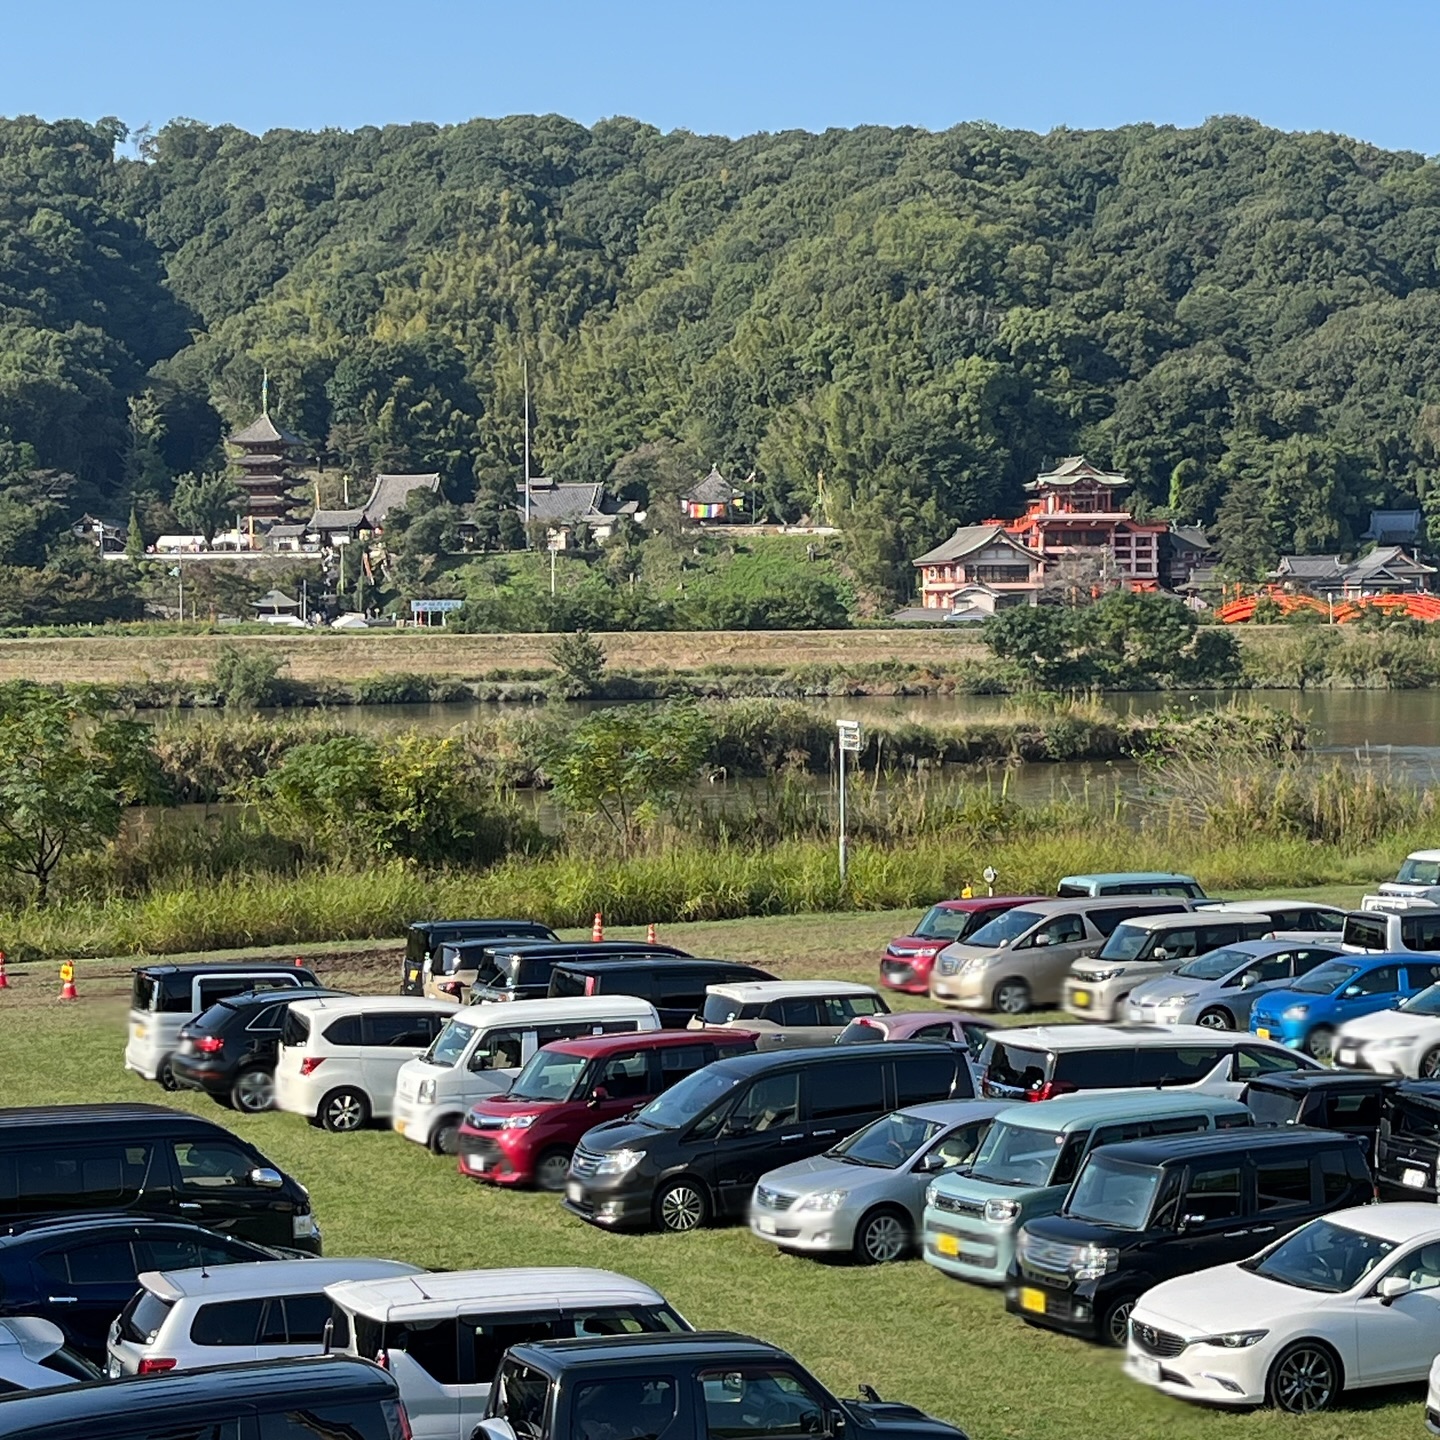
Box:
880;897;1046;995
836;1009;995;1058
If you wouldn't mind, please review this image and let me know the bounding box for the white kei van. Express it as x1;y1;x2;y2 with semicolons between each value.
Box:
325;1268;689;1440
390;995;660;1155
273;996;455;1133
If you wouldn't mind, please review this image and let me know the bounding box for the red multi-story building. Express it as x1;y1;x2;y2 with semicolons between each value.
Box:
998;455;1166;589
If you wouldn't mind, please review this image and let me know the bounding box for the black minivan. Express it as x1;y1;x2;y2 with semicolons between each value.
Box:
1375;1080;1440;1200
548;958;776;1027
401;918;558;994
0;1104;320;1253
0;1355;402;1440
1008;1127;1372;1346
468;940;691;1004
564;1043;974;1234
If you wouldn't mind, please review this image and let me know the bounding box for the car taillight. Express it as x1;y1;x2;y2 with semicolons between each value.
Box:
392;1398;414;1440
137;1357;176;1374
441;981;461;997
855;1017;882;1030
585;975;597;995
299;1057;325;1076
193;1035;224;1054
375;1348;389;1370
1029;1080;1078;1102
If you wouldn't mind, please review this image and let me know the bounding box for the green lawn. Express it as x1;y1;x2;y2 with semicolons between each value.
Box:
0;889;1414;1440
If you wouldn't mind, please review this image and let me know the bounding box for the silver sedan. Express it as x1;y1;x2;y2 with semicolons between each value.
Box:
1124;940;1343;1029
748;1100;1005;1264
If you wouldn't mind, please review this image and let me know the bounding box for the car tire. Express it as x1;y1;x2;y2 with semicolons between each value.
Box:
534;1148;573;1192
157;1058;178;1091
429;1118;462;1156
992;979;1031;1016
230;1068;275;1114
1100;1295;1140;1348
319;1087;370;1133
1304;1026;1336;1063
852;1207;911;1265
1196;1007;1233;1030
1421;1046;1440;1080
1267;1340;1341;1414
654;1178;709;1233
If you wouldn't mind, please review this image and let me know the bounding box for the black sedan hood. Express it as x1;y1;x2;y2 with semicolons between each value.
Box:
844;1399;967;1439
579;1118;663;1152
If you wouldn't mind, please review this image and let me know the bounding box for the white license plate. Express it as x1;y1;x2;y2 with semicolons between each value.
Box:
566;1181;583;1203
466;1152;486;1171
756;1215;777;1235
1404;1166;1428;1188
1133;1356;1161;1385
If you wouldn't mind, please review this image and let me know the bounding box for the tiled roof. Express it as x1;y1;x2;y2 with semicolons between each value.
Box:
251;589;299;610
518;481;604;525
1168;525;1211;551
1361;510;1423;543
266;523;308;539
310;508;366;530
1347;545;1436;578
683;466;739;505
363;473;441;526
912;523;1039;566
230;414;303;448
1275;554;1345;579
1029;454;1129;488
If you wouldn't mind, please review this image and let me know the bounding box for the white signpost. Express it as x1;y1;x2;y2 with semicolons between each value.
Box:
836;720;862;885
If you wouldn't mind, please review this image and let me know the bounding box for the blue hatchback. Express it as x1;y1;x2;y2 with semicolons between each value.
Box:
1249;951;1436;1061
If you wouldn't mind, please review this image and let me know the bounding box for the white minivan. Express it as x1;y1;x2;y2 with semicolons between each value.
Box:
391;995;661;1155
124;962;322;1090
326;1268;689;1440
273;996;455;1132
106;1257;422;1376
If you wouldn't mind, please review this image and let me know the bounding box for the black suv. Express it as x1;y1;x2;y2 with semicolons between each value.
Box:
169;986;350;1113
1376;1080;1440;1200
0;1355;403;1440
469;941;691;1004
0;1214;283;1358
548;958;777;1027
1244;1069;1394;1156
479;1332;968;1440
1008;1127;1373;1346
565;1044;973;1233
402;919;559;994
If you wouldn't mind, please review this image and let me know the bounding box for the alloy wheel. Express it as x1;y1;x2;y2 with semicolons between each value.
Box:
857;1211;909;1264
1271;1345;1337;1414
322;1091;366;1132
158;1061;178;1092
1422;1047;1440;1080
1196;1008;1231;1030
1305;1026;1336;1063
1104;1298;1137;1348
657;1182;706;1232
232;1069;274;1113
994;982;1030;1016
535;1151;572;1192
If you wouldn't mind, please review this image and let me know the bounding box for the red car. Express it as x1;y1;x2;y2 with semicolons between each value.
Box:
880;897;1047;995
456;1029;758;1190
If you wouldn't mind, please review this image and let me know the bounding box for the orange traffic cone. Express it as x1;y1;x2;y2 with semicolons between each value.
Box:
58;961;78;1002
646;923;657;944
591;911;604;942
0;952;9;990
295;955;305;968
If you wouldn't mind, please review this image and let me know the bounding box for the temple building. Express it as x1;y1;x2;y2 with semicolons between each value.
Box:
229;413;303;524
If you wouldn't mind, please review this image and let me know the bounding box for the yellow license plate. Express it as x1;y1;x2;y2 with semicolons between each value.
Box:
394;1121;405;1135
133;1025;144;1037
1256;1027;1271;1040
936;1233;960;1257
1072;990;1090;1007
1020;1287;1047;1315
408;969;420;981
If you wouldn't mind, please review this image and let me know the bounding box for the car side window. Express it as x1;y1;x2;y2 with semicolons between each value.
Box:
928;1123;988;1170
1408;962;1440;986
493;1359;553;1440
1029;915;1083;946
388;1318;461;1384
1255;1158;1314;1210
37;1240;136;1286
8;1143;151;1210
1233;1045;1307;1079
1159;929;1200;958
726;1074;800;1133
1324;1091;1382;1129
191;1298;264;1346
281;1293;334;1343
777;998;822;1027
598;1052;652;1100
660;1045;711;1083
322;1015;364;1046
247;1004;285;1032
1052;1133;1090;1185
1245;955;1292;985
1180;1164;1243;1223
365;1012;436;1047
172;1141;257;1190
1293;949;1336;975
806;1061;885;1121
469;1029;524;1072
1349;966;1400;997
911;1022;954;1041
575;1376;678;1440
700;1367;825;1440
1133;1046;1225;1086
259;1403;397;1440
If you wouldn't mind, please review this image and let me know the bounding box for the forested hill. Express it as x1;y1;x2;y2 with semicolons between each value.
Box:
8;111;1440;583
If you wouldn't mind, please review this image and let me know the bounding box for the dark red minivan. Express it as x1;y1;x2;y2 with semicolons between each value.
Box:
880;896;1046;995
456;1030;758;1191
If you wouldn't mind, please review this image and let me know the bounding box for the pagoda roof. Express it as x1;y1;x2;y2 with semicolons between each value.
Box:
682;466;740;505
230;414;303;448
251;588;300;612
1026;455;1130;490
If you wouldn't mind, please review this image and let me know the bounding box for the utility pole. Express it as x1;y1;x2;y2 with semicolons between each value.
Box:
550;542;557;597
523;357;532;526
836;720;861;886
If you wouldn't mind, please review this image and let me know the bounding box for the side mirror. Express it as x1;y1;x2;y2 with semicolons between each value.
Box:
1238;972;1256;990
1378;1275;1413;1304
249;1167;283;1189
721;1115;753;1138
916;1152;945;1172
1032;933;1051;947
1152;947;1169;962
587;1085;610;1108
1178;1212;1206;1232
1343;986;1363;998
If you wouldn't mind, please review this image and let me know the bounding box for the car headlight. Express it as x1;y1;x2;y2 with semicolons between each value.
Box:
1200;1330;1268;1349
1164;993;1198;1007
1369;1035;1416;1049
959;955;990;974
983;1198;1020;1224
1282;1004;1310;1019
924;1183;940;1207
1079;968;1123;983
1071;1244;1119;1281
594;1148;645;1176
796;1190;848;1213
416;1078;435;1104
501;1113;537;1129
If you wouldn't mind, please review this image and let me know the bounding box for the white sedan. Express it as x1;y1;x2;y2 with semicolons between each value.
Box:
1126;1204;1440;1413
1335;984;1440;1077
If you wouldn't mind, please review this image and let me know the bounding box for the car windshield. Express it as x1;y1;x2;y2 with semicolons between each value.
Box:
1245;1088;1303;1127
967;1118;1064;1187
913;906;982;941
1397;858;1440;886
422;1020;475;1067
966;909;1042;948
1400;984;1440;1017
1064;1156;1160;1229
830;1112;943;1168
507;1048;590;1102
1097;924;1150;962
1175;947;1253;981
1242;1218;1396;1293
635;1067;737;1129
1290;961;1361;995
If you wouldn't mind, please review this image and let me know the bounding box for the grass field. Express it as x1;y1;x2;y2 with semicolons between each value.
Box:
0;893;1413;1440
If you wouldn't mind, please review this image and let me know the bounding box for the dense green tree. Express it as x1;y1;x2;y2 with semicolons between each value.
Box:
171;469;240;545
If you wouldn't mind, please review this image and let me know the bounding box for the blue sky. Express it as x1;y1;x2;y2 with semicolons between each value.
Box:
4;0;1438;153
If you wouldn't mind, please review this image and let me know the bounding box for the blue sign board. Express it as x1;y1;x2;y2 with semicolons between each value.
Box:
410;599;465;614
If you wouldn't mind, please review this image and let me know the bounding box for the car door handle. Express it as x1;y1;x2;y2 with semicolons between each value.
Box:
47;1296;78;1304
1222;1229;1252;1238
178;1202;201;1211
1250;1226;1276;1235
779;1133;802;1142
813;1130;838;1138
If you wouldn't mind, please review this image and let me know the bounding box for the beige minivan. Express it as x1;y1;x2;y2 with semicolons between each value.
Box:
929;896;1193;1015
